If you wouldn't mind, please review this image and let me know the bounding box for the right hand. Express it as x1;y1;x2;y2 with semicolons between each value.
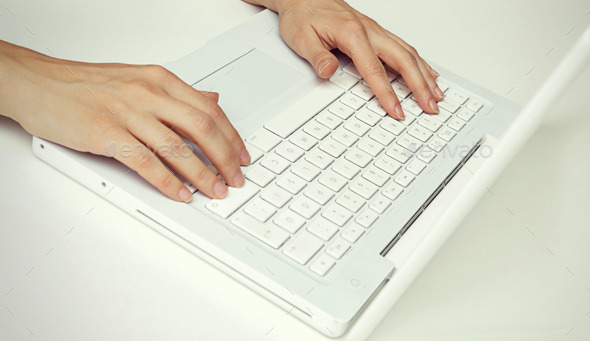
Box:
0;40;250;202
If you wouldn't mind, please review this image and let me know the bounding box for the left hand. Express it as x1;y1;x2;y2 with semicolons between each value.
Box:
243;0;444;120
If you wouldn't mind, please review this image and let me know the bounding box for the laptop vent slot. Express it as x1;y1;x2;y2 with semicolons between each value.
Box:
380;139;483;256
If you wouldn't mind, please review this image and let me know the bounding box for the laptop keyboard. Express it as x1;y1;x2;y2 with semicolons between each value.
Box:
188;62;485;277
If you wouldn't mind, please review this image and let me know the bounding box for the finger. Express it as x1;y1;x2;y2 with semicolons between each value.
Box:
199;90;219;102
379;31;444;100
332;22;404;120
371;35;440;115
109;129;197;202
281;26;339;78
144;97;246;190
158;69;250;166
123;113;232;199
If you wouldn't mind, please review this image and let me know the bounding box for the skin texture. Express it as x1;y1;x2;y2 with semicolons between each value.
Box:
0;0;443;202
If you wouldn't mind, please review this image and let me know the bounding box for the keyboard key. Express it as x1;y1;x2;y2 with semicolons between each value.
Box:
206;182;259;219
386;145;413;163
277;172;306;194
274;210;305;233
289;130;318;151
417;115;443;132
304;183;335;205
344;117;371;137
310;253;336;276
261;184;292;208
448;117;466;131
316;110;343;130
308;217;340;241
322;203;353;226
466;99;483;112
402;99;423;116
351;83;375;101
369;127;395;146
374;155;402;175
380;117;405;135
283;232;324;265
446;88;469;104
275;142;305;162
397;134;422;153
358;137;384;157
345;148;373;168
245;143;264;163
356;107;381;126
406;159;427;175
304;121;331;140
305;148;334;170
369;194;391;214
261;153;290;174
340;92;364;110
392;81;411;98
246;128;281;152
332;159;360;180
343;63;362;79
341;223;365;243
394;170;415;187
329;101;355;119
457;108;475;122
382;182;403;200
438;126;457;142
350;178;379;199
362;165;389;187
356;209;379;228
417;148;437;163
244;198;277;222
290;196;321;219
438;98;460;113
319;139;347;158
326;238;351;259
318;170;348;192
408;125;433;142
291;161;321;182
336;190;365;213
367;98;387;116
427;137;447;153
232;212;289;249
329;70;358;90
245;165;276;187
433;108;452;123
332;127;359;147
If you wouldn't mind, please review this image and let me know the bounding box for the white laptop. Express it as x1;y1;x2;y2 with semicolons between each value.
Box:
32;10;590;339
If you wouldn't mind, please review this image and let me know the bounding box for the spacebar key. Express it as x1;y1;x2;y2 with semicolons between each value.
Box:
206;182;259;219
265;82;344;138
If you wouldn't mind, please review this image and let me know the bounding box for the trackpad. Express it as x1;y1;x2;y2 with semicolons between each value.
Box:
193;49;306;123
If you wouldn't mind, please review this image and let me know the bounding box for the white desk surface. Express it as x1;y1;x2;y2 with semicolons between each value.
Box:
1;1;590;340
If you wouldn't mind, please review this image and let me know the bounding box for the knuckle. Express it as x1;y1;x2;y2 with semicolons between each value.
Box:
161;133;185;157
135;150;156;170
367;59;387;78
158;170;175;189
218;149;237;169
204;100;226;122
406;44;419;56
342;16;365;37
144;64;170;80
192;112;216;136
398;50;418;68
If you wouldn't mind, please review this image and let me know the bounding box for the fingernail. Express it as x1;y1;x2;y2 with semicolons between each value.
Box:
429;98;440;113
179;187;193;203
435;86;445;99
318;60;331;76
214;180;228;198
233;172;245;188
240;148;251;165
395;105;405;120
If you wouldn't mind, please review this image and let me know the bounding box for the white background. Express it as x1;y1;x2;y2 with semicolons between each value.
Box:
1;0;589;340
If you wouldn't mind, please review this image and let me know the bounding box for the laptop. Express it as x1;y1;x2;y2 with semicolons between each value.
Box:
32;9;590;339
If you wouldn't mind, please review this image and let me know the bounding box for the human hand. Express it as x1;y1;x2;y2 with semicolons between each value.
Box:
0;41;250;202
243;0;444;120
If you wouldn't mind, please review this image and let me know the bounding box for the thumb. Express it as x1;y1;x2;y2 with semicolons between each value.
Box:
285;28;338;78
